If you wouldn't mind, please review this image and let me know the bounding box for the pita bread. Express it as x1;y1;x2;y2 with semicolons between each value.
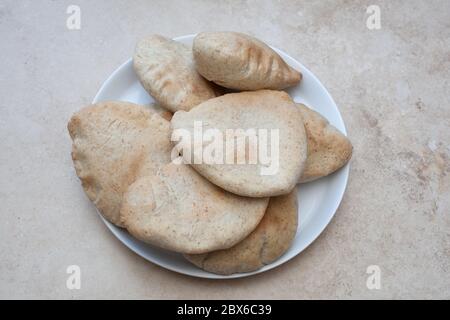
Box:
120;163;269;254
68;101;172;226
185;188;298;275
171;90;307;197
297;104;353;183
193;32;301;90
133;35;216;112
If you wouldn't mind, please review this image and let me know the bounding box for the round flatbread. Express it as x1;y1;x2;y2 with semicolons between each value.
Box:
297;104;353;183
133;34;216;112
193;31;301;90
67;101;172;226
120;163;269;254
171;90;307;197
185;188;298;275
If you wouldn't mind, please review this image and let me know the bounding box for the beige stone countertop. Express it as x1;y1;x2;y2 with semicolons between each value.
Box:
1;0;449;299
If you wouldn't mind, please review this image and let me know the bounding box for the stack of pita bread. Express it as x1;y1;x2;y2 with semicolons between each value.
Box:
68;32;352;275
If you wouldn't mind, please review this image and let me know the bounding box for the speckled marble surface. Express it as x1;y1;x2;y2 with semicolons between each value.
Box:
1;0;449;299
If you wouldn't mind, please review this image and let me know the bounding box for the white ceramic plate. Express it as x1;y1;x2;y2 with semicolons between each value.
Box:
92;34;349;279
